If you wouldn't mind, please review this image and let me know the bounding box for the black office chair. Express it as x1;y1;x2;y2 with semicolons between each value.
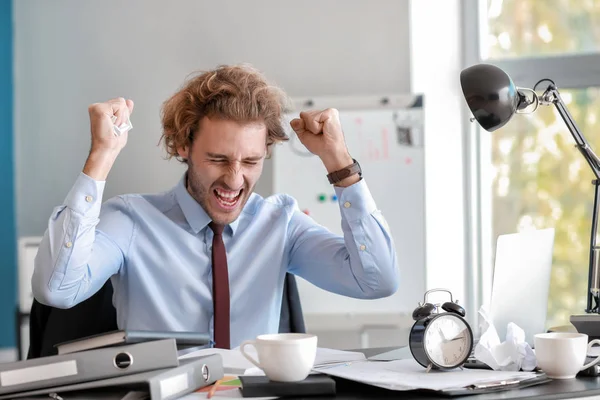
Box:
27;280;118;359
27;273;305;359
279;273;306;334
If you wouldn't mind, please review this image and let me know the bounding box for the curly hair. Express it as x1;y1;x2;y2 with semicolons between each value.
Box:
160;64;290;162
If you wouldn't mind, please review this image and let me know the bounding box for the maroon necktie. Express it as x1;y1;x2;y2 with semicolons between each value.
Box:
209;222;230;349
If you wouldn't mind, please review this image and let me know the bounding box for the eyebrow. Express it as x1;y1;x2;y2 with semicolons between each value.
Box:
206;152;264;161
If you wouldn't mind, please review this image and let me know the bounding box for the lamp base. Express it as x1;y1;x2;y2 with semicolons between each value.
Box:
570;314;600;340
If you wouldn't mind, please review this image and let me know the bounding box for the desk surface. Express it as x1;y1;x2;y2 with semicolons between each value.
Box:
322;347;600;400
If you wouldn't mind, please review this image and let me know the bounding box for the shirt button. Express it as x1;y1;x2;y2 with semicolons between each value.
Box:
344;201;351;208
65;241;73;248
359;244;366;251
85;195;93;202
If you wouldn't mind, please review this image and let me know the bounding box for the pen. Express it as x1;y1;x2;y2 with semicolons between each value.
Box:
314;361;356;370
470;378;521;389
207;379;223;399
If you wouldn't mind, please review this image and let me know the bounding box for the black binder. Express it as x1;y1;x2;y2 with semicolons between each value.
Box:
239;374;336;397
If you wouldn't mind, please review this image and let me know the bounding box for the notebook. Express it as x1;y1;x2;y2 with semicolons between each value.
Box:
55;330;211;355
239;375;336;397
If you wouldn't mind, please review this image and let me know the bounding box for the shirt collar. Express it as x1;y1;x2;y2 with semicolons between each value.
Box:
174;173;240;236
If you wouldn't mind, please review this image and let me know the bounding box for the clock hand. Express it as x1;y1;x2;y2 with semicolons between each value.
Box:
437;327;448;342
442;332;466;343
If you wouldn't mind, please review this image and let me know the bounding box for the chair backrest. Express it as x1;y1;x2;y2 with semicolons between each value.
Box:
28;273;305;358
27;280;117;358
279;273;306;334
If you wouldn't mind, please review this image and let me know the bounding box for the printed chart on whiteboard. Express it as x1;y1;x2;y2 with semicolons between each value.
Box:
273;94;426;315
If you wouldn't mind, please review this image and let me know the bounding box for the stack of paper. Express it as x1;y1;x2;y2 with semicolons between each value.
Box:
313;358;540;392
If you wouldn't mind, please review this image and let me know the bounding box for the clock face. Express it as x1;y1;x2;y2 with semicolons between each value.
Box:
424;314;472;369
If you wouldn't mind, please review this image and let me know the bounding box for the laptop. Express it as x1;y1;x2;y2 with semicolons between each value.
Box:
486;228;555;346
464;228;555;368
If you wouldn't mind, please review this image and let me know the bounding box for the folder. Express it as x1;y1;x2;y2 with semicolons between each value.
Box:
426;373;552;397
0;355;224;400
0;339;179;395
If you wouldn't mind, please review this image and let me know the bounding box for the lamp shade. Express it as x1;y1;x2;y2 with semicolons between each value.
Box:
460;63;520;132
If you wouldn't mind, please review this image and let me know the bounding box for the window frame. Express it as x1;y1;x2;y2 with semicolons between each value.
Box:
461;0;600;324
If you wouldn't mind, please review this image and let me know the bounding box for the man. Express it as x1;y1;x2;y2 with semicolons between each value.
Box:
32;64;399;349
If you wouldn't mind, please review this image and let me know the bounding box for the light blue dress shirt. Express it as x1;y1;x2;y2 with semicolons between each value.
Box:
32;172;399;348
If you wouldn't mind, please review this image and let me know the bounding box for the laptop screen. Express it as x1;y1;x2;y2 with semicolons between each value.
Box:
487;228;555;346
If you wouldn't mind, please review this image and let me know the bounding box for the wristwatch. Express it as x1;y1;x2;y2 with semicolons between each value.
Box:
326;159;362;184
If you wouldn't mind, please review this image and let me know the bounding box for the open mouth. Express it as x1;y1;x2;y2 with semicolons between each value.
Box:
213;188;243;210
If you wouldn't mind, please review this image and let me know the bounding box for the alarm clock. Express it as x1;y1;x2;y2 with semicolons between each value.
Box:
409;288;474;372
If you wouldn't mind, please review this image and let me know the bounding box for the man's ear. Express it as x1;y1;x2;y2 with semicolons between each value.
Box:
177;145;189;160
265;143;273;159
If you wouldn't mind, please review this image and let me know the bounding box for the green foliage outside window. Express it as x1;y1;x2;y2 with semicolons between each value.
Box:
485;0;600;328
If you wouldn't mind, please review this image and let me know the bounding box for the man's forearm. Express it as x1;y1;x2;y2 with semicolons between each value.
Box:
83;150;119;181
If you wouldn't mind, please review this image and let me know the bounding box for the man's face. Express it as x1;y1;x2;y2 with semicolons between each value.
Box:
178;117;267;225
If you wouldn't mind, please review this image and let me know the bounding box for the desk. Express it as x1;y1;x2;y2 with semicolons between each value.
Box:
319;347;600;400
16;347;600;399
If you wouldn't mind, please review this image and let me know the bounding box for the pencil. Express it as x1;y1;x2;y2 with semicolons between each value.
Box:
207;379;223;399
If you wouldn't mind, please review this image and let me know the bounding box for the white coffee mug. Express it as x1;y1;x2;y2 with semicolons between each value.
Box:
240;333;318;382
534;332;600;379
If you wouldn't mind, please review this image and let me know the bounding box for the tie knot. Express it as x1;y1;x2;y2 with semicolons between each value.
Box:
209;222;224;235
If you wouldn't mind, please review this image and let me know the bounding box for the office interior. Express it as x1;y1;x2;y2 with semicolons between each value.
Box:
0;0;598;365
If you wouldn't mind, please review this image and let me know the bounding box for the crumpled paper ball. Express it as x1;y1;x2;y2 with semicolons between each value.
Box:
473;306;537;371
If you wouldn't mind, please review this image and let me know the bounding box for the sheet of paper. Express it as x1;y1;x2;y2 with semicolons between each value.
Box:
314;358;538;391
179;347;366;375
313;347;366;366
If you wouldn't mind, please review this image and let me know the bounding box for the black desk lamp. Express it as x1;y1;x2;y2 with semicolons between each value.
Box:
460;63;600;337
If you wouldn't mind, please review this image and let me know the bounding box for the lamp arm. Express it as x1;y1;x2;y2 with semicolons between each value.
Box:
547;86;600;313
548;88;600;179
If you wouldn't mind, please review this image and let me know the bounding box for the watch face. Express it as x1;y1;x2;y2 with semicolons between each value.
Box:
424;314;472;369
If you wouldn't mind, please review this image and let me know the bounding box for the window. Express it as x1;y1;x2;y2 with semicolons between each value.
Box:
491;87;600;328
464;0;600;332
482;0;600;60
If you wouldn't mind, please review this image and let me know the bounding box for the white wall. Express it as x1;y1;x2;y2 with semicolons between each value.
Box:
408;0;469;322
13;0;411;236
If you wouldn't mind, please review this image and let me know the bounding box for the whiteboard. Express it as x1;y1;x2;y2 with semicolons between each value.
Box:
272;95;426;315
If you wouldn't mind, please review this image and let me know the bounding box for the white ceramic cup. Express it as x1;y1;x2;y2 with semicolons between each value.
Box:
240;333;318;382
534;332;600;379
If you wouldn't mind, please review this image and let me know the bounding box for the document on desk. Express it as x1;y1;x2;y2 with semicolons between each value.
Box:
180;347;366;375
313;358;540;392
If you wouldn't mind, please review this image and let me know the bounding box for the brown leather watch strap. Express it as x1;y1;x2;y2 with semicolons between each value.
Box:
326;159;362;184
